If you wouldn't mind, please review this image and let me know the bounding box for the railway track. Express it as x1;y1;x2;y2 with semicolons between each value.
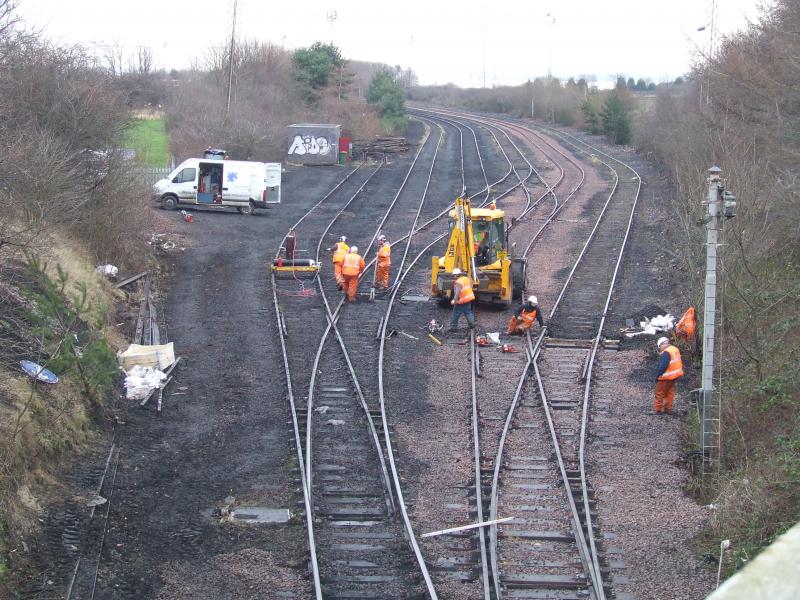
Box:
273;115;479;598
302;110;531;599
486;123;643;600
401;108;644;600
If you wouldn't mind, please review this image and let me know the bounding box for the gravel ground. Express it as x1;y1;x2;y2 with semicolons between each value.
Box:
592;347;715;599
156;547;311;599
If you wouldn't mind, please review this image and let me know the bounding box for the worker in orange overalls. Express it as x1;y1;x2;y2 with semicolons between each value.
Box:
449;268;476;330
508;295;544;335
675;306;696;340
341;246;365;302
654;336;684;414
375;235;391;290
331;236;349;289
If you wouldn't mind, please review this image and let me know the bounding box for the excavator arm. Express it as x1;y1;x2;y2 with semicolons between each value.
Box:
440;195;478;283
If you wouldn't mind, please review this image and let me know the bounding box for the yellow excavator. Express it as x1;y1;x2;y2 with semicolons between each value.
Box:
431;193;527;305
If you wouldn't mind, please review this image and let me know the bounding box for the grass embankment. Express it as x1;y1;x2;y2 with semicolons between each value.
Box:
126;118;170;167
0;235;127;592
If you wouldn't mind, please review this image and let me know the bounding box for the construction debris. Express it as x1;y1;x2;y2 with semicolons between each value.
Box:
124;365;166;400
118;342;175;371
115;270;150;289
623;314;676;338
95;264;119;278
19;360;58;384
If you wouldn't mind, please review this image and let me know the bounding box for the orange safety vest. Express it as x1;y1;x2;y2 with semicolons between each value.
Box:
332;241;349;264
676;306;696;338
377;243;391;266
454;275;475;304
342;252;364;277
659;345;684;380
519;307;538;327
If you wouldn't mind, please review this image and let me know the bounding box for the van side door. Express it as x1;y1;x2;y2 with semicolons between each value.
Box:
171;166;198;203
221;164;246;202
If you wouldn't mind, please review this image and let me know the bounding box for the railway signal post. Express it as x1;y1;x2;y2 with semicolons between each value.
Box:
701;166;736;472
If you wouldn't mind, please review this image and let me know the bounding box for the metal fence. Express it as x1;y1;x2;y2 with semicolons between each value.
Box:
138;167;172;186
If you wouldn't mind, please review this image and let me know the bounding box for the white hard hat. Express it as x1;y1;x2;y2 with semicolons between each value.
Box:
350;246;358;253
528;295;538;304
340;236;346;242
657;336;669;347
452;268;462;276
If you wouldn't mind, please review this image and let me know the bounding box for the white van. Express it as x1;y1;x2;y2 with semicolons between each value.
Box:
152;158;281;215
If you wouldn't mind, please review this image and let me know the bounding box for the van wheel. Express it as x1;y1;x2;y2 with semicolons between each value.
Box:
162;195;177;210
238;201;255;215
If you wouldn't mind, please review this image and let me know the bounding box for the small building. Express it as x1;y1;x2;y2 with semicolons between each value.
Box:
287;124;341;165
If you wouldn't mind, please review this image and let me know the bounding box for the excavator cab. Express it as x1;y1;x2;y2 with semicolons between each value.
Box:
432;194;527;306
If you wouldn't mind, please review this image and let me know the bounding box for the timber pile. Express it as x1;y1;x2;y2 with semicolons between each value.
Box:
352;136;412;155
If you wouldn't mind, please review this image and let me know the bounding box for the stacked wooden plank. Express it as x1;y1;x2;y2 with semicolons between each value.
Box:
352;136;412;155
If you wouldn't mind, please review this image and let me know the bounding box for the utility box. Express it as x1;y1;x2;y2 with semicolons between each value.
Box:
287;124;341;165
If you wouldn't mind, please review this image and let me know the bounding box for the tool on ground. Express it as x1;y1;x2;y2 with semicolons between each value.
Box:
431;191;527;306
424;319;443;334
181;210;193;223
428;333;443;346
475;335;491;346
501;344;519;353
398;331;418;340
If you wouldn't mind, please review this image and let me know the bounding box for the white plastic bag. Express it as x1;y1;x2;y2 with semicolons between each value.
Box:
124;365;166;400
95;264;119;277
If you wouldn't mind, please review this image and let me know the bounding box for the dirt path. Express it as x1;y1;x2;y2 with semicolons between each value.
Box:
95;167;345;599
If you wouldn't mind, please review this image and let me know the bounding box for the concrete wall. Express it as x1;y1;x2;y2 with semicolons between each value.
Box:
706;521;800;599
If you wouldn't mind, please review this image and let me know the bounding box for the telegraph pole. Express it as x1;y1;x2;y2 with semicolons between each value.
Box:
701;166;735;472
225;0;238;117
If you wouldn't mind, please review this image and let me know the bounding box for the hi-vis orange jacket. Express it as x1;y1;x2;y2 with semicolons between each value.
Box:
342;252;365;277
676;306;696;339
377;243;391;266
519;307;539;327
454;275;476;304
658;345;685;380
332;241;349;264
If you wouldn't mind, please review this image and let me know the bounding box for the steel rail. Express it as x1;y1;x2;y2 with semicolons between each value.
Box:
297;116;447;598
299;109;530;599
368;109;510;599
304;158;393;513
304;117;437;507
537;124;643;598
270;163;367;600
418;107;597;600
486;120;642;599
421;111;626;598
390;109;566;598
468;329;492;599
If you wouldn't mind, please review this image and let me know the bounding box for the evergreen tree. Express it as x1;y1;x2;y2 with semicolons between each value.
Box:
626;77;636;90
292;42;345;103
600;93;632;144
581;101;602;135
367;70;406;131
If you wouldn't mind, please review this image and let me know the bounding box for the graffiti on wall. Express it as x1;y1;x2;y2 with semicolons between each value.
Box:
288;135;333;156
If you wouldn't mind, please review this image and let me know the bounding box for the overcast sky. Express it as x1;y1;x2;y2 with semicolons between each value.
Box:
21;0;768;87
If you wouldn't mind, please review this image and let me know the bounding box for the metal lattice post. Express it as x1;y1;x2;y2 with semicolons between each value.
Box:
702;167;722;472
